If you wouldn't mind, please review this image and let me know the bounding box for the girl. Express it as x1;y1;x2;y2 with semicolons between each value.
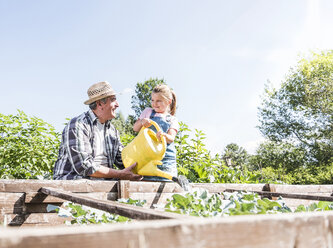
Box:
133;84;179;181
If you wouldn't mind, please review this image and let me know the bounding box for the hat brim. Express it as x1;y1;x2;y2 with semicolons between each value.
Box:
84;92;116;105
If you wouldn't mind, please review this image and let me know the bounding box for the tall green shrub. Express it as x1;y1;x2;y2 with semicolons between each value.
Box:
0;110;60;179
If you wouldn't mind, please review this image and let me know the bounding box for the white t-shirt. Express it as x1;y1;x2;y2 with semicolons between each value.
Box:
93;121;108;166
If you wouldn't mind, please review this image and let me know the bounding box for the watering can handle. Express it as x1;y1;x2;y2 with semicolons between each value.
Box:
144;120;166;146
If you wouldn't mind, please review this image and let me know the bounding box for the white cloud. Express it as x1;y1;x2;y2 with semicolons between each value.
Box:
119;88;134;95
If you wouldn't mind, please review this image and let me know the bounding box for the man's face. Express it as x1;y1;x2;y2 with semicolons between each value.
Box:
101;96;119;120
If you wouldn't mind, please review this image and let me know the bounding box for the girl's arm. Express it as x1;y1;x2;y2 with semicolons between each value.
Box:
133;118;151;132
157;128;177;144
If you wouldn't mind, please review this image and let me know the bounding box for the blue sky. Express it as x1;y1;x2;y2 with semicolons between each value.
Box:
1;0;332;154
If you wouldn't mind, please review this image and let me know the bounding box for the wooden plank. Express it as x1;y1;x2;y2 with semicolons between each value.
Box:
2;213;71;226
40;187;194;220
225;188;333;202
0;192;25;214
274;184;333;194
0;179;118;193
190;183;267;193
126;181;184;193
124;182;266;194
25;192;118;203
24;203;63;213
118;180;130;199
1;211;333;247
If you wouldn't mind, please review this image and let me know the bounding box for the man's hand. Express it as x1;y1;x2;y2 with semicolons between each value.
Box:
119;162;143;181
90;163;143;180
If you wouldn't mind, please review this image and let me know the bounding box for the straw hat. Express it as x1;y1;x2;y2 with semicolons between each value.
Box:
84;81;116;105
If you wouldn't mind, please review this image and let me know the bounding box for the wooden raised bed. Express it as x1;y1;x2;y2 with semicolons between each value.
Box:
1;210;333;248
2;180;333;247
1;179;333;226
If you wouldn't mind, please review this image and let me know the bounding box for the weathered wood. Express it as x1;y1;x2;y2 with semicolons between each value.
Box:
283;198;320;209
24;203;63;213
125;181;184;193
263;183;278;200
25;192;118;203
0;179;118;193
118;180;130;199
273;184;333;194
0;192;25;214
40;187;194;220
225;188;333;202
2;213;71;226
191;183;267;193
1;211;333;248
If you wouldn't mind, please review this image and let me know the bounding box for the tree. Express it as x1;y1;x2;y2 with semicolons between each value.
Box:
0;110;60;179
221;143;249;167
250;141;308;172
130;78;166;118
258;50;333;166
111;112;136;146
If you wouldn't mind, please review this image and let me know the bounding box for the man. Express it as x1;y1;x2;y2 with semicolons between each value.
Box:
53;81;142;180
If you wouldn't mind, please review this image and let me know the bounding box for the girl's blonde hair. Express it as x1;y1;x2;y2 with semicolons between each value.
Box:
152;84;177;116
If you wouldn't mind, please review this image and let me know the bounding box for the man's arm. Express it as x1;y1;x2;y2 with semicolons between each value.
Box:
90;163;143;180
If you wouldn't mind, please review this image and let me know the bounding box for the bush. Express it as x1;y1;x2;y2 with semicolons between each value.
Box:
0;110;60;179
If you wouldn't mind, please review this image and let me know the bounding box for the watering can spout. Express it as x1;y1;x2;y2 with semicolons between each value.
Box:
137;160;173;180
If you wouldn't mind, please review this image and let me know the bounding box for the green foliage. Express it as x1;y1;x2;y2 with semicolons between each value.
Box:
175;122;216;183
112;112;135;145
51;198;146;225
295;201;333;212
252;162;333;185
49;191;333;226
130;78;166;118
117;198;147;206
258;50;333;167
221;143;249;167
0;110;60;179
251;141;308;172
164;189;293;217
174;122;274;184
165;189;333;217
51;202;130;225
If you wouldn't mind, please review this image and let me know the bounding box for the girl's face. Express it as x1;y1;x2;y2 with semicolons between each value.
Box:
151;92;171;114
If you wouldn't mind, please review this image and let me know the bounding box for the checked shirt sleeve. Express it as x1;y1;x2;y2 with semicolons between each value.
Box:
64;118;100;177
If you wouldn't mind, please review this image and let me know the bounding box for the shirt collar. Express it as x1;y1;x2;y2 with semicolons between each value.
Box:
87;109;111;127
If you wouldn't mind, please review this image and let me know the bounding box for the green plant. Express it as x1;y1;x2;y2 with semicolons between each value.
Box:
164;189;333;217
174;122;278;184
50;198;146;225
0;110;60;179
55;202;130;225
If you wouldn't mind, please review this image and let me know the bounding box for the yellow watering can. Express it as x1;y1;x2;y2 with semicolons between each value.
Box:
122;120;174;180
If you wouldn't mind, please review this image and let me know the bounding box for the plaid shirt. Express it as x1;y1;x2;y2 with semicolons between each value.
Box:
53;109;124;180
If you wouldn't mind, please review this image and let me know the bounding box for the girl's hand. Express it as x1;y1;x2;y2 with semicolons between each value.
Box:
156;131;165;142
141;118;152;128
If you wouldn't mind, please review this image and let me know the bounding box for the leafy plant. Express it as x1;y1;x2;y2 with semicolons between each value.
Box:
0;110;60;179
164;189;292;217
174;122;275;184
50;203;128;225
164;189;333;217
50;198;146;225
